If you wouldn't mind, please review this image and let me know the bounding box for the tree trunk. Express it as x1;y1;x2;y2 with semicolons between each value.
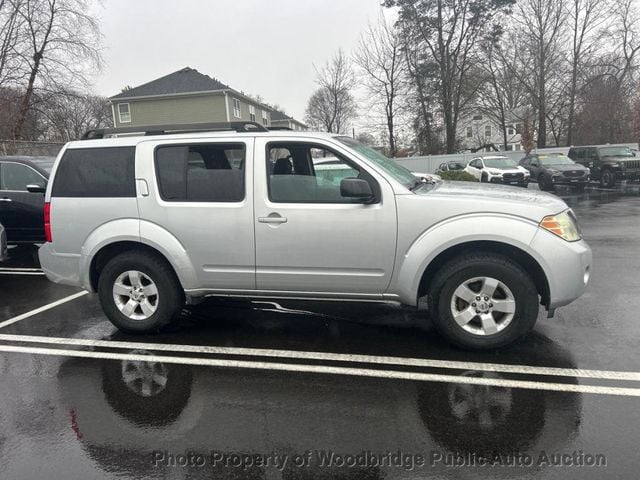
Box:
13;52;42;140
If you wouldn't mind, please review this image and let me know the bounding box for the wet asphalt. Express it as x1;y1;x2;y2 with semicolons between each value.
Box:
0;183;639;479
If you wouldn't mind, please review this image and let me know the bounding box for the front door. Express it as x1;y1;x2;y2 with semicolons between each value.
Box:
0;162;47;243
135;138;255;290
253;138;397;296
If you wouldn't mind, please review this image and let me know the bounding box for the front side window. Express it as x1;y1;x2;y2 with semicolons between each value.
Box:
155;143;245;202
266;142;374;204
232;98;241;118
0;163;45;191
118;103;131;123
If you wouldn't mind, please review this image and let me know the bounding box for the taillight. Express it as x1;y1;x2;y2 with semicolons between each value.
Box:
44;202;52;242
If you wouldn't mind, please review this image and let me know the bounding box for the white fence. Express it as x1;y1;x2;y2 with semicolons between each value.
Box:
394;143;637;173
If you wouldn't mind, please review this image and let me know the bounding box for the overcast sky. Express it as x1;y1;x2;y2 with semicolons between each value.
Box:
93;0;391;121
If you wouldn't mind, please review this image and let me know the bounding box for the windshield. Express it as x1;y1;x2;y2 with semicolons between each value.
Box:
538;154;574;166
336;136;417;188
484;157;517;168
598;146;634;158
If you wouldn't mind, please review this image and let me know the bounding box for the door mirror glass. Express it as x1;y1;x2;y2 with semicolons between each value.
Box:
340;178;373;200
26;184;46;193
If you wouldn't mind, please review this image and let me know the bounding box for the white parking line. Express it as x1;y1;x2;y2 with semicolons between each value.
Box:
0;344;637;396
0;333;639;382
0;291;88;330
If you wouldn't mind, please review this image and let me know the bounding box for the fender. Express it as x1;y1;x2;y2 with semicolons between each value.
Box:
390;213;549;306
79;218;198;291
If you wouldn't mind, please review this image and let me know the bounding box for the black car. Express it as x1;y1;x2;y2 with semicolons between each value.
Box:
436;161;466;172
519;153;590;192
568;145;640;188
0;156;55;243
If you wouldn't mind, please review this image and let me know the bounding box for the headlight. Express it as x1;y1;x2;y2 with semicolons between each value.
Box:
540;211;582;242
488;169;502;176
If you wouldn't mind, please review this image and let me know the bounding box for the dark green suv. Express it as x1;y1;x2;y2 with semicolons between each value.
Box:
568;145;640;188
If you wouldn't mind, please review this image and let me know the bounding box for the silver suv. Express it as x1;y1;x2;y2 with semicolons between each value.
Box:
39;122;592;349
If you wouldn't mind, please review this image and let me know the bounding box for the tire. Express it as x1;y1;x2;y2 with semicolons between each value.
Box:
538;174;553;191
98;250;184;333
599;168;616;188
427;253;539;349
481;173;488;183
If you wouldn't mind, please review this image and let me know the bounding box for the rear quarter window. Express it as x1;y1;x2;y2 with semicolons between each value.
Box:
51;147;136;197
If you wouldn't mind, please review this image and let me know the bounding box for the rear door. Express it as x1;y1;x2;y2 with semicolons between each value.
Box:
253;137;397;295
0;161;47;242
135;137;256;290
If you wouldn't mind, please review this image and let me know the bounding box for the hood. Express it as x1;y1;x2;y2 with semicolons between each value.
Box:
544;163;589;172
415;180;568;221
486;166;523;172
601;155;636;162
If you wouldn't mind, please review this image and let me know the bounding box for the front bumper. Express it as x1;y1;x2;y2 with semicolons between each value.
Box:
529;230;592;309
551;174;590;186
38;243;83;288
618;169;640;181
489;176;529;186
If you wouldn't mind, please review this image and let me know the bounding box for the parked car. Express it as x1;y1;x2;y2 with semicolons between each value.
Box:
519;153;590;192
0;156;54;243
436;161;466;173
568;145;640;188
39;122;591;349
465;155;530;187
0;222;7;262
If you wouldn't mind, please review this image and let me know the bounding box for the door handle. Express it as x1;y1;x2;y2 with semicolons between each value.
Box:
0;198;12;202
258;213;287;224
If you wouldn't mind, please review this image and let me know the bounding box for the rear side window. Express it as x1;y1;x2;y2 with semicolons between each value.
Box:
52;147;135;197
155;143;245;202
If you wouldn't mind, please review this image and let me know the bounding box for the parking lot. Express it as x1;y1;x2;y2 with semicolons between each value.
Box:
0;183;638;478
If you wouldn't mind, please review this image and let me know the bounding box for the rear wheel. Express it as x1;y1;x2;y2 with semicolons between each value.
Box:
599;168;616;188
427;253;539;349
538;174;553;191
98;251;184;333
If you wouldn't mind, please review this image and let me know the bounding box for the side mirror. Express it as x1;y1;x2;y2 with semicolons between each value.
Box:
340;178;373;200
26;184;46;193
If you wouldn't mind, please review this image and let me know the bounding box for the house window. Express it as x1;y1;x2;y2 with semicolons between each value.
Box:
232;98;241;118
249;105;256;122
466;127;472;138
472;115;483;121
485;125;492;138
117;103;131;123
262;110;269;126
507;127;515;136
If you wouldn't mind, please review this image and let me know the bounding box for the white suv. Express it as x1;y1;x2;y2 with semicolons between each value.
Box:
39;122;591;349
465;155;530;187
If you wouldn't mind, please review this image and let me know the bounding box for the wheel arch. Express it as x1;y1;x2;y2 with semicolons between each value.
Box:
417;240;550;308
88;241;185;293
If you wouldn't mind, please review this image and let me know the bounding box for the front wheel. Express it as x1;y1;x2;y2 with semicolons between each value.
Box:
599;169;616;188
427;253;539;349
98;251;184;333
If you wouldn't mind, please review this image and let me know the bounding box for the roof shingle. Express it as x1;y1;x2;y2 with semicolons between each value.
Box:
110;67;228;99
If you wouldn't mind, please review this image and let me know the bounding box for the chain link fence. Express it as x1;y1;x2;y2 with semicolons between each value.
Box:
0;140;65;157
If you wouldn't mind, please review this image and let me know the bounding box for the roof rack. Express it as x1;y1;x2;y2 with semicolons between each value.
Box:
82;121;269;140
266;126;292;131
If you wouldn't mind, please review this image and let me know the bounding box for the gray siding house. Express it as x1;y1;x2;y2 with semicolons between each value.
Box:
270;110;308;131
109;67;295;129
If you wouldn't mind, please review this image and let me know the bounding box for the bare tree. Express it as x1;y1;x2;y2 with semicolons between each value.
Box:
12;0;101;140
354;16;405;156
0;0;23;87
565;0;608;145
304;50;356;133
387;0;515;153
39;90;111;141
503;0;566;148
